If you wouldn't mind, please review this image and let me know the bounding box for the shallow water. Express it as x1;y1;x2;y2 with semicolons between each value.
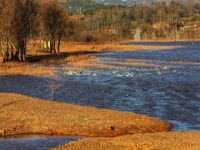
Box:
0;41;200;148
0;135;80;150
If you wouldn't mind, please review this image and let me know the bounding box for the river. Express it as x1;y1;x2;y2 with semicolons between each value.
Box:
0;41;200;149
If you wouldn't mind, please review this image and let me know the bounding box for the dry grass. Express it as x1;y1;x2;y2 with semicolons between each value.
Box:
59;42;176;53
0;62;57;77
65;55;97;63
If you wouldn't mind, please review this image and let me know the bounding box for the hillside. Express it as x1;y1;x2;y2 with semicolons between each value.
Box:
61;0;200;10
95;0;200;5
95;0;169;5
63;0;104;14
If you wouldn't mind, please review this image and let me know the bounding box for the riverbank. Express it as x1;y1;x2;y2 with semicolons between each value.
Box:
0;42;177;77
52;132;200;150
0;93;171;137
121;39;200;44
58;42;176;52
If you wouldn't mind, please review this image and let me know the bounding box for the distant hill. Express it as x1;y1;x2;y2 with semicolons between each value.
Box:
95;0;164;5
59;0;200;14
62;0;104;14
95;0;200;5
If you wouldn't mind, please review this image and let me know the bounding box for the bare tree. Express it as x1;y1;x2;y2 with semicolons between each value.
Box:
0;0;38;62
39;0;69;53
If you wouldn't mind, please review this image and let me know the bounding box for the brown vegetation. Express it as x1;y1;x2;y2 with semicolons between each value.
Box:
59;42;177;52
0;62;57;77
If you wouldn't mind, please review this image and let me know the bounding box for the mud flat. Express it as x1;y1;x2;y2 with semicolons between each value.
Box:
52;132;200;150
0;93;171;137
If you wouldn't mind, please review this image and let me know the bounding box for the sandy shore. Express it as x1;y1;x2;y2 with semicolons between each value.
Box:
0;93;171;137
52;132;200;150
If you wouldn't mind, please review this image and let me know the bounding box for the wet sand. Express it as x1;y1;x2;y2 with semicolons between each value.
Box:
52;132;200;150
0;93;171;137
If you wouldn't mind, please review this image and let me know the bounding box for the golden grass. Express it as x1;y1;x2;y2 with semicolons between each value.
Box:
65;55;97;63
59;42;177;53
0;63;57;77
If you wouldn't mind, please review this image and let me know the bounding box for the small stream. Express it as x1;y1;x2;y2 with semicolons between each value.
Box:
0;41;200;149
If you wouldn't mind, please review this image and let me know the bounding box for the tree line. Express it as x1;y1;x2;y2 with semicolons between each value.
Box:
0;0;200;62
0;0;70;62
76;0;200;41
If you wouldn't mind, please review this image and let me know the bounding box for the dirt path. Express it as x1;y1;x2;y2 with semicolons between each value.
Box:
0;93;171;137
52;132;200;150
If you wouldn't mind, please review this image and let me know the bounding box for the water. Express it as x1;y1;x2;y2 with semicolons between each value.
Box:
0;41;200;148
0;135;80;150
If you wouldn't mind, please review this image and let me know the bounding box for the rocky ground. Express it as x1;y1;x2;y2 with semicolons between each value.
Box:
52;132;200;150
1;93;200;150
0;93;171;137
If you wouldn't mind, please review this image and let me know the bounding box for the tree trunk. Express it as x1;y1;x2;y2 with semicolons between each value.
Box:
50;36;56;53
20;50;24;62
16;39;27;62
14;40;21;61
57;37;61;53
5;38;10;61
46;40;49;52
53;39;56;53
50;38;53;53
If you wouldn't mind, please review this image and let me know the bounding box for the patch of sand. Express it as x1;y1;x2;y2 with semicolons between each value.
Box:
52;132;200;150
0;93;171;137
